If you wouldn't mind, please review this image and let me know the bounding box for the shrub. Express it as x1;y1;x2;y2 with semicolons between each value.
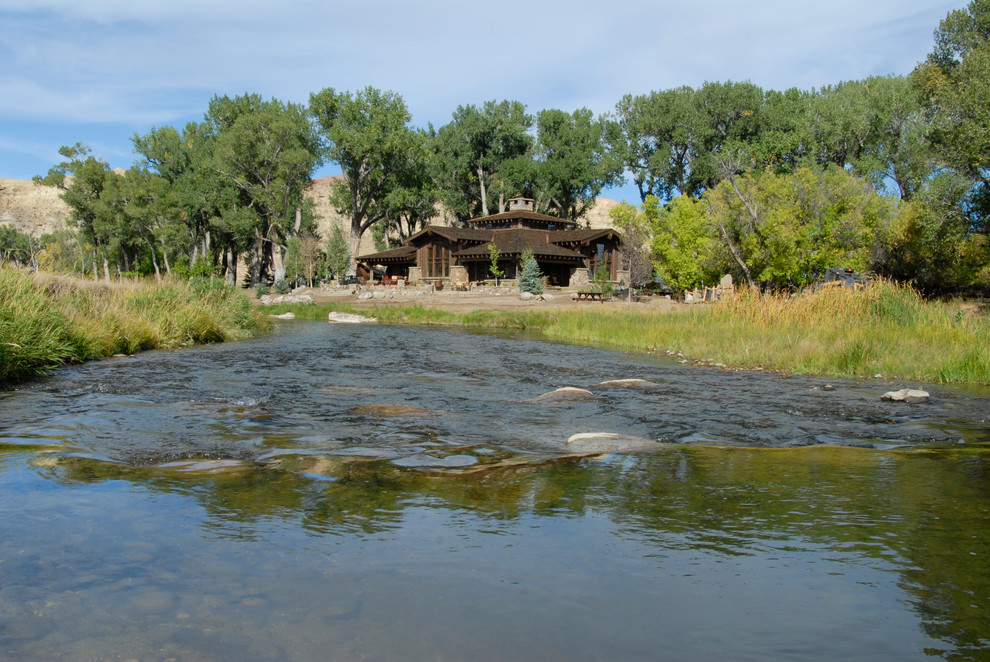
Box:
256;282;271;297
518;250;544;294
273;278;291;295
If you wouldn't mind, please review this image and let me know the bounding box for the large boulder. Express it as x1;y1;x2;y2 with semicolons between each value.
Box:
565;432;666;453
882;388;930;403
529;387;599;403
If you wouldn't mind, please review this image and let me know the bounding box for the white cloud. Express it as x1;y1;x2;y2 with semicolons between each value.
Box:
0;0;966;180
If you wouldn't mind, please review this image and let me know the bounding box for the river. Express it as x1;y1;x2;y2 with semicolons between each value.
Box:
1;321;988;660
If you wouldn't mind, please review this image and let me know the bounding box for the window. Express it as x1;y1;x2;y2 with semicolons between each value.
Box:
424;240;449;278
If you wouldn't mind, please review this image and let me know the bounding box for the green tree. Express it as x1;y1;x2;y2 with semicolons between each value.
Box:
884;173;990;292
433;100;533;220
0;225;35;268
614;87;698;201
532;108;625;221
488;242;503;283
914;0;990;234
325;221;351;281
644;195;717;292
518;250;544;294
34;143;115;278
208;94;318;286
309;87;423;266
704;166;893;288
609;202;654;289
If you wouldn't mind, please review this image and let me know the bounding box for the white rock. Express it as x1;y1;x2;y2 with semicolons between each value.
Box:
565;432;665;453
538;293;554;302
519;291;535;301
882;388;930;403
530;387;598;402
269;312;295;320
328;312;378;324
357;292;374;300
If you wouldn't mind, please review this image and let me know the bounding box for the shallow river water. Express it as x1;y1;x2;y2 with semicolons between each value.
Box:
1;322;989;660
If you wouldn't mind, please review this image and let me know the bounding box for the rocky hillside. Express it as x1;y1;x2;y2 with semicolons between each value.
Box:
0;178;71;236
1;175;621;252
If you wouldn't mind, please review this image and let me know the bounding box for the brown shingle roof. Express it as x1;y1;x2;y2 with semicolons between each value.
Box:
548;228;622;245
465;209;577;227
355;245;416;263
453;229;585;260
405;226;491;244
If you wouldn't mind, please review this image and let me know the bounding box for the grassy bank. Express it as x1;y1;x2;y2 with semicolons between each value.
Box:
270;281;990;385
1;267;269;383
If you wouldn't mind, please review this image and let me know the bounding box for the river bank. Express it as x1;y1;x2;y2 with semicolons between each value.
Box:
265;281;990;385
0;268;269;383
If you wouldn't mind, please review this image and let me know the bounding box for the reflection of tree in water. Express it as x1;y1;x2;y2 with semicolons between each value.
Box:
44;446;990;657
595;448;990;659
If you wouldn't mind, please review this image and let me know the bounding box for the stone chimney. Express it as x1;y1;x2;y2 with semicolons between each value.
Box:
508;196;534;212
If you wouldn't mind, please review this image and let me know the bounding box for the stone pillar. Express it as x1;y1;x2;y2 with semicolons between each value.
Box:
450;265;468;286
408;267;422;284
569;268;591;289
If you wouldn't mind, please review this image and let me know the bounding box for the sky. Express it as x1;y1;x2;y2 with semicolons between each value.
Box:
0;0;963;203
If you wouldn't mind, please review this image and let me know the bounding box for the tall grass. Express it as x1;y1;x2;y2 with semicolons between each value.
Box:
536;282;989;383
268;281;989;384
1;267;269;383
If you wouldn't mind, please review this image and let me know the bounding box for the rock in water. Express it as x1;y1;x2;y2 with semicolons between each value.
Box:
269;312;295;319
565;432;665;453
328;312;377;324
597;379;663;391
530;387;598;403
881;388;930;403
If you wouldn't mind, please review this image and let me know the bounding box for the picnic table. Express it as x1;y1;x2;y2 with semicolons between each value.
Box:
575;290;606;302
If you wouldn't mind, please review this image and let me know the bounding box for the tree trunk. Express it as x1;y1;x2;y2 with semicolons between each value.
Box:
477;166;489;216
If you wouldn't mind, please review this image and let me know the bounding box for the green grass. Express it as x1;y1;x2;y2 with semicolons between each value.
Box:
268;281;990;385
1;267;270;383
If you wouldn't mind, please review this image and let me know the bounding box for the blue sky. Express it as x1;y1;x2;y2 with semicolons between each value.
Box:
0;0;961;203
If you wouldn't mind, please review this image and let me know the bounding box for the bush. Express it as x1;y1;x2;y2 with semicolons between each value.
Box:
273;278;291;295
255;282;270;297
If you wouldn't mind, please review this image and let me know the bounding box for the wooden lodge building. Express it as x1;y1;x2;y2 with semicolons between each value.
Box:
356;197;624;288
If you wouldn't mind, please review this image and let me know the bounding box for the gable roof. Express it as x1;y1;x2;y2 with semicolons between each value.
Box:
355;245;416;263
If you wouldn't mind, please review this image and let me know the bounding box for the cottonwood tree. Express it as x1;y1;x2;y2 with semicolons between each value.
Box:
309;87;423;265
531;108;625;222
207;94;318;285
914;0;990;233
34;143;116;279
433;100;533;220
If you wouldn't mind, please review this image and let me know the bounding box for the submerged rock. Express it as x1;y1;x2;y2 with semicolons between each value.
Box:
392;453;478;468
351;404;446;417
597;379;663;391
565;432;666;453
155;459;251;474
328;312;377;324
530;387;599;403
882;388;930;403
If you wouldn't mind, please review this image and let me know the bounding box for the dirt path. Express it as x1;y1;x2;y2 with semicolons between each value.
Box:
266;285;682;314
